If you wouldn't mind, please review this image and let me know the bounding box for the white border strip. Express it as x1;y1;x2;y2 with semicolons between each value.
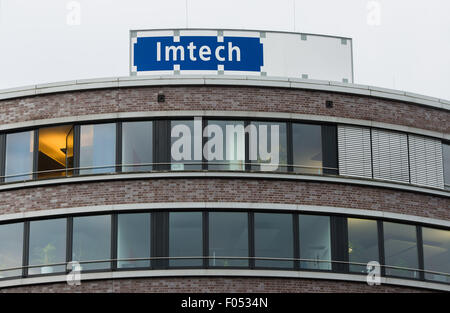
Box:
0;269;448;291
0;110;447;141
0;171;448;197
0;201;448;228
0;75;449;111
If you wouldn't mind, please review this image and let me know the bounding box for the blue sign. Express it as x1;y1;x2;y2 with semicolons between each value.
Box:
133;36;264;72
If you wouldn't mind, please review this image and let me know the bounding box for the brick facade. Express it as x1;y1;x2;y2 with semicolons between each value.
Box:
0;178;447;220
0;277;430;293
0;86;448;134
0;85;448;292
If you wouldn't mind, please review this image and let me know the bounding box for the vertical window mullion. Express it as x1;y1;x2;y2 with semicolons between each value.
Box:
203;211;209;269
73;125;80;176
417;226;425;281
377;220;385;277
66;217;73;273
248;212;254;269
111;214;118;270
32;129;39;180
0;134;5;183
22;221;30;278
330;216;348;273
287;122;293;173
116;122;122;173
293;214;299;270
244;120;250;171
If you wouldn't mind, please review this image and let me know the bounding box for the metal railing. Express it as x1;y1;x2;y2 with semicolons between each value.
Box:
0;256;449;281
0;162;339;182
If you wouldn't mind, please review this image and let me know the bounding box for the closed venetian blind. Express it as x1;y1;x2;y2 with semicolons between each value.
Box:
371;129;409;183
408;134;444;189
337;125;372;179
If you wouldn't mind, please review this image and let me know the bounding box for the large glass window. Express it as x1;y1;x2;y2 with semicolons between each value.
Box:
347;218;379;273
38;125;74;179
383;222;419;279
0;222;23;278
422;227;450;283
117;213;150;269
250;122;287;172
443;143;450;190
299;214;331;270
206;120;245;171
209;212;248;267
122;122;152;172
72;215;111;270
171;120;202;170
80;123;116;175
28;218;66;275
255;213;293;268
5;131;34;182
292;123;323;174
169;212;202;267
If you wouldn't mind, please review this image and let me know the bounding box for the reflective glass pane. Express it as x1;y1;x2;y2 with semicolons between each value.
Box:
209;212;248;267
348;218;379;273
0;223;23;278
80;124;116;175
122;122;152;172
5;131;34;182
443;143;450;190
171;120;202;170
255;213;293;268
299;215;331;270
292;123;322;174
383;222;419;279
73;215;111;270
117;213;150;268
169;212;202;267
38;125;74;179
206;121;245;171
422;227;450;283
250;122;287;172
29;218;66;275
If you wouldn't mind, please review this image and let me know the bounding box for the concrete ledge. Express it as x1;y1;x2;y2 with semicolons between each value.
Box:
0;75;448;111
0;269;448;291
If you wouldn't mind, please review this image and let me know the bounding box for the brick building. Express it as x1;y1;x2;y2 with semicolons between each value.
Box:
0;75;448;292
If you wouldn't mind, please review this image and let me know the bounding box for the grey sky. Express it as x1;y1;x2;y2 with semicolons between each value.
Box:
0;0;449;99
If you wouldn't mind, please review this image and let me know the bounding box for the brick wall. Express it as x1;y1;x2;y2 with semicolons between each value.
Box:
0;86;448;134
0;277;430;293
0;178;447;220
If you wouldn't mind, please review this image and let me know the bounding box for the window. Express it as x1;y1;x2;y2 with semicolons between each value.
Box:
117;213;150;268
292;123;322;174
38;125;74;179
171;120;202;170
0;222;23;278
299;214;331;270
206;120;245;171
5;131;34;182
422;227;450;283
169;212;202;267
250;121;287;172
209;212;248;267
28;218;66;275
79;123;116;175
383;222;419;279
443;142;450;190
255;213;293;268
72;215;111;270
122;121;152;172
347;218;379;273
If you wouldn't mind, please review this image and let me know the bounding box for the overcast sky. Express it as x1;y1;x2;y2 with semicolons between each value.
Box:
0;0;449;99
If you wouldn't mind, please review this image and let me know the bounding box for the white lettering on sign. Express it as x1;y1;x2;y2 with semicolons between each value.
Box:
157;42;241;62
